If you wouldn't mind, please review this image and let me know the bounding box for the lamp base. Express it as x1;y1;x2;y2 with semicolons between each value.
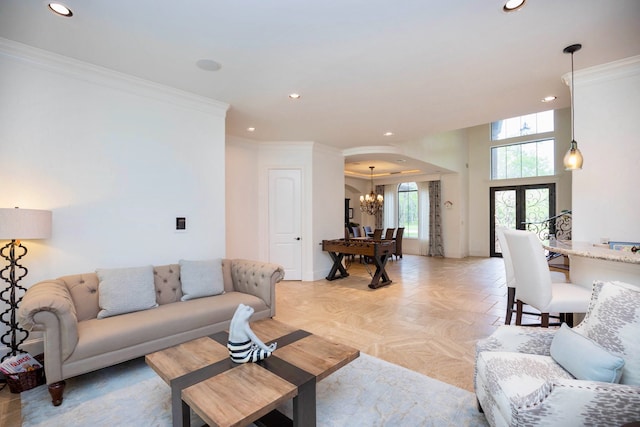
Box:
0;240;30;362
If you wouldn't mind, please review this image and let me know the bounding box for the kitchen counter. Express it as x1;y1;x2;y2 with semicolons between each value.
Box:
542;240;640;265
541;240;640;289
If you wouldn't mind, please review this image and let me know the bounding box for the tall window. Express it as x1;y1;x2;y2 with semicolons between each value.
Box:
398;182;418;238
491;139;555;179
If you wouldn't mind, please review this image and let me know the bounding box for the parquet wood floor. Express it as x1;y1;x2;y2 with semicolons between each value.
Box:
273;255;508;393
0;255;558;425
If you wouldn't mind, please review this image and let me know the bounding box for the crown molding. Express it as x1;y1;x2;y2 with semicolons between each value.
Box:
342;145;403;157
0;37;229;117
562;55;640;87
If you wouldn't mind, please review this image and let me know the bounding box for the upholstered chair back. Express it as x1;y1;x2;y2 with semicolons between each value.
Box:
495;228;516;288
503;229;553;310
385;228;395;240
574;280;640;386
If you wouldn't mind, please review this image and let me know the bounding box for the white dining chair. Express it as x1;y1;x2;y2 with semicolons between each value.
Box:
496;228;569;325
496;228;517;324
502;229;591;327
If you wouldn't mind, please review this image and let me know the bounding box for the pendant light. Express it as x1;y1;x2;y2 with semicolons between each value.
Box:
563;43;584;170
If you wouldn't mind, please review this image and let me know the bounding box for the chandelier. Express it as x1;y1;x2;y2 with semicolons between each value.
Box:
360;166;384;215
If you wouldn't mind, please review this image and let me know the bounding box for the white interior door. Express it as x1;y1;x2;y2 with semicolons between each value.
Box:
269;169;302;280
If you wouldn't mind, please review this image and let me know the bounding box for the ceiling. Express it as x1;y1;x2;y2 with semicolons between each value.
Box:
1;0;638;178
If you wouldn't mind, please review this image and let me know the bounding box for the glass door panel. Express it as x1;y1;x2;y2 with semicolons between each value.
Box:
490;184;555;256
492;189;516;254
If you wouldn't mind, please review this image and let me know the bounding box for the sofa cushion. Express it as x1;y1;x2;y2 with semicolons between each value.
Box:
96;265;158;319
153;264;182;305
550;323;625;383
67;291;269;363
576;280;640;386
179;259;225;301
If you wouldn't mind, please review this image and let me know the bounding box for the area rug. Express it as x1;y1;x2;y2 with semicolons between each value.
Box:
22;353;488;426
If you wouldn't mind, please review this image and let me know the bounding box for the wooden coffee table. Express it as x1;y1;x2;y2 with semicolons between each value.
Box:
145;318;359;427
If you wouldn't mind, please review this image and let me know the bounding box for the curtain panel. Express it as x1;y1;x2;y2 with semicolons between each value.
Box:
428;180;444;257
417;182;430;256
382;185;395;230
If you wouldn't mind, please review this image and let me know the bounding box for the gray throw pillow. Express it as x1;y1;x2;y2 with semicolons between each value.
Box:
96;265;158;319
179;259;225;301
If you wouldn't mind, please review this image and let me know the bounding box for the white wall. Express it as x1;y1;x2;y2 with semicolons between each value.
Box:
467;108;573;257
0;39;228;284
225;136;261;260
311;144;346;279
571;56;640;243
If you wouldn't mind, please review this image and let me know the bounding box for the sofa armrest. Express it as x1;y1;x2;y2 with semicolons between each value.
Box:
476;325;557;357
18;279;79;382
515;378;640;425
229;259;285;316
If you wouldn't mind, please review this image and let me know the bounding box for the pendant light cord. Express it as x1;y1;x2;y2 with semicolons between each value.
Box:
570;50;575;141
563;43;581;142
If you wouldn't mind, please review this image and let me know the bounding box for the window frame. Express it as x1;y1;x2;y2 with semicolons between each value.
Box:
490;138;555;180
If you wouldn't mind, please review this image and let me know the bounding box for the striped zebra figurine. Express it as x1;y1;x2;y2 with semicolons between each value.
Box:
227;303;277;363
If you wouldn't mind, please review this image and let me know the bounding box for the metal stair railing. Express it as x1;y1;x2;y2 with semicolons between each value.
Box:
523;210;572;266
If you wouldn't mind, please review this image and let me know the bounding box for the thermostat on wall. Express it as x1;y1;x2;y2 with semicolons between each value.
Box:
176;217;186;232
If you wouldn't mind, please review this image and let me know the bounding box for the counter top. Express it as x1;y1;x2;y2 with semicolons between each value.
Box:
542;240;640;265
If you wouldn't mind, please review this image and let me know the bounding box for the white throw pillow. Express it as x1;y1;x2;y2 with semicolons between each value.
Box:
179;259;225;301
96;265;158;319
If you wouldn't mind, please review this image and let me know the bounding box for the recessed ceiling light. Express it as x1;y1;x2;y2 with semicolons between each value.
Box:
383;132;394;136
196;59;222;72
48;3;73;17
288;93;301;100
541;95;557;103
503;0;526;12
246;127;256;132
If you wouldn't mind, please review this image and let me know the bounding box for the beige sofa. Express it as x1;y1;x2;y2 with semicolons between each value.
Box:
18;258;284;406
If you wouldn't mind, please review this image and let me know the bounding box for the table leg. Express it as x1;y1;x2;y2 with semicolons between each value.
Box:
368;254;392;289
172;387;190;427
293;379;316;427
325;252;349;280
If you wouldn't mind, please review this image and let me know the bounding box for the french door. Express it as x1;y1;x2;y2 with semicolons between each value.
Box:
489;183;555;256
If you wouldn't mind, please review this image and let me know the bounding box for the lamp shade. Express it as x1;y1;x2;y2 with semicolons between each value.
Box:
0;208;52;240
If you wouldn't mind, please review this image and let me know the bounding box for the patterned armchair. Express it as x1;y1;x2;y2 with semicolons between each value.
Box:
475;280;640;426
